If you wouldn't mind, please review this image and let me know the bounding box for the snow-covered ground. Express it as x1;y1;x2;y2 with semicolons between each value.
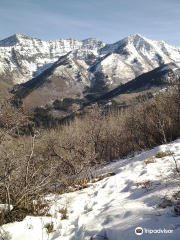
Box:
1;139;180;240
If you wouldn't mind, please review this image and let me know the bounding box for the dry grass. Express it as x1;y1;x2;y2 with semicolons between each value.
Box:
155;151;173;158
144;157;156;165
136;180;153;188
91;172;116;183
59;208;68;220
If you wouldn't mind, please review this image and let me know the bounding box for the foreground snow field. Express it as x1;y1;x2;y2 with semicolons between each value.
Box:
1;139;180;240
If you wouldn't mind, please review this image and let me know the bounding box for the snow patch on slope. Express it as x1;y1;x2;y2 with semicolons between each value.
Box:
2;139;180;240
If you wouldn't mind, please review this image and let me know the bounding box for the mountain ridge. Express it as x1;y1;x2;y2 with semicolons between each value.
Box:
1;33;180;106
1;33;180;84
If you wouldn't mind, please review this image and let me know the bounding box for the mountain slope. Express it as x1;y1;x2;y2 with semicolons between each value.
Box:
89;63;179;103
91;34;180;89
13;50;98;108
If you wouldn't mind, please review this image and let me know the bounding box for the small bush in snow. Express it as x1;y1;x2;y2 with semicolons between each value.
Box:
136;180;153;191
31;199;51;216
80;180;88;188
0;207;32;226
59;208;68;220
46;222;54;234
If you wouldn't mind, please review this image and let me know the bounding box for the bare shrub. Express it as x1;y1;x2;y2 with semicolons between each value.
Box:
0;100;59;224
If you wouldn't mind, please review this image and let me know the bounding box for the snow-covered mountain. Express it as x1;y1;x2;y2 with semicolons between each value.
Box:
1;33;180;106
91;34;180;88
0;34;105;84
1;33;180;85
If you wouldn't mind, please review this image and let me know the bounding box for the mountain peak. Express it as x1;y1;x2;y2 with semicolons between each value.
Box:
129;33;142;38
0;33;32;47
14;34;35;42
126;33;144;42
83;37;99;41
14;33;23;38
14;33;28;39
82;38;105;45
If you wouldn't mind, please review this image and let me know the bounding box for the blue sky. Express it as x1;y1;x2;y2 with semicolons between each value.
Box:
0;0;179;45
